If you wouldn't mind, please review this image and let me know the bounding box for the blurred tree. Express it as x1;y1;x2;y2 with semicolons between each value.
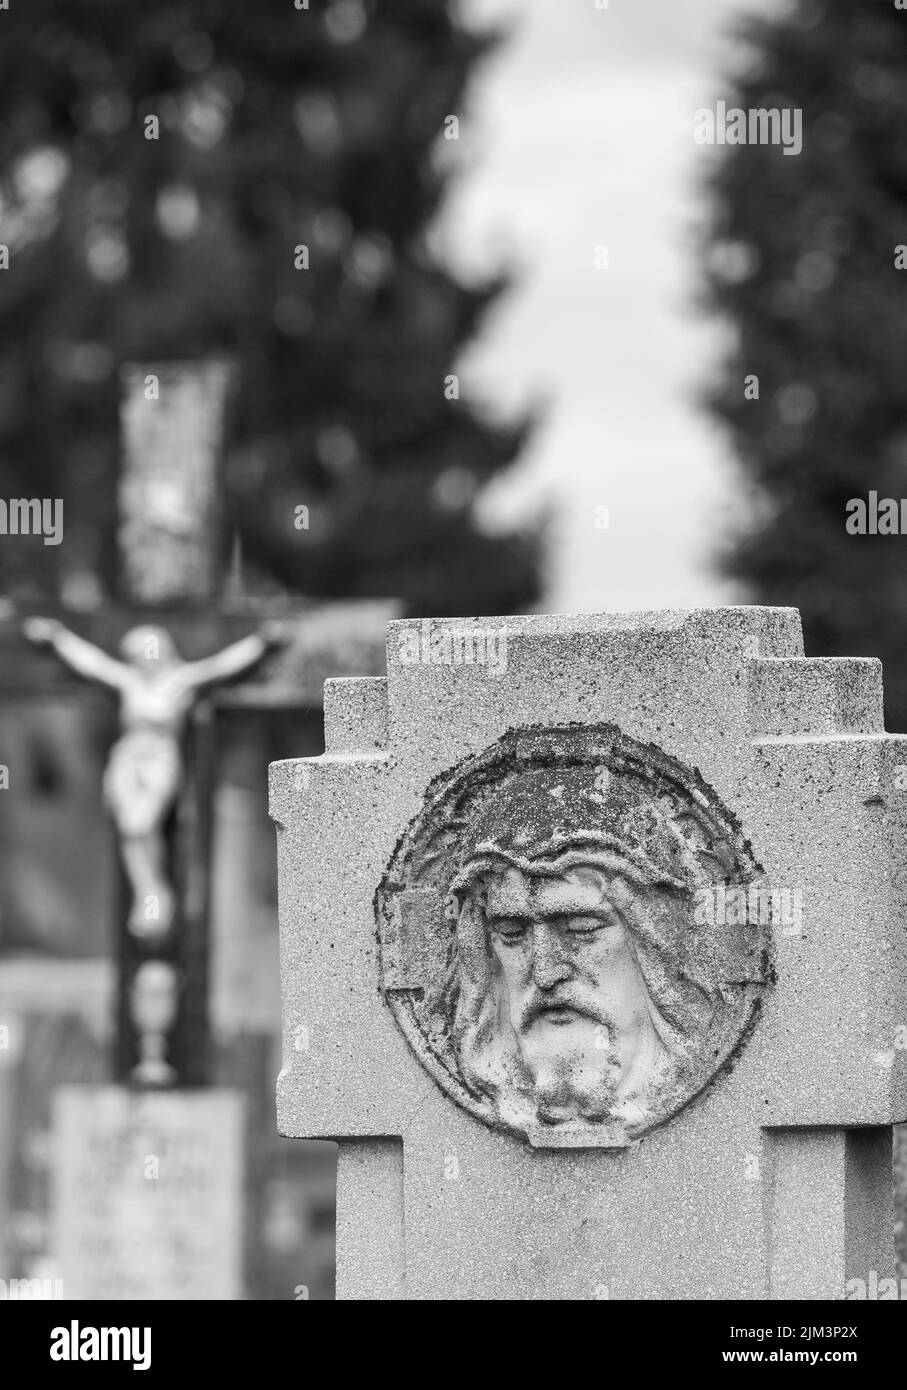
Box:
701;0;907;723
0;0;540;616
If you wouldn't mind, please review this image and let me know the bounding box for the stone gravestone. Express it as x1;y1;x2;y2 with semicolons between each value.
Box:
272;607;907;1300
52;1087;243;1300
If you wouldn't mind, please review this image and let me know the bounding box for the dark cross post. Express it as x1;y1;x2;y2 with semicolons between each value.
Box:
112;359;227;1087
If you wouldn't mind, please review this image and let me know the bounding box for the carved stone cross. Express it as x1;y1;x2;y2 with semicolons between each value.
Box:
272;608;907;1299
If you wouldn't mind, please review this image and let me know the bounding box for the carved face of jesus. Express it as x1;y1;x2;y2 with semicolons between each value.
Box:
484;865;664;1124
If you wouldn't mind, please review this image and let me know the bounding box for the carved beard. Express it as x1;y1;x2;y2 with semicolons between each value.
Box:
516;1017;622;1126
453;980;627;1131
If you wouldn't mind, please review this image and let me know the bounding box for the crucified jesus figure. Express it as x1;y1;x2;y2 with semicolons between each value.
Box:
23;617;288;942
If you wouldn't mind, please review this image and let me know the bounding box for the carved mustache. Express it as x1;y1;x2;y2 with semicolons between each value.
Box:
518;990;612;1032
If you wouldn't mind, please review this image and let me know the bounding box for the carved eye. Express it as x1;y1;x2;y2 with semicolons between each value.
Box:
561;911;605;934
491;918;528;943
565;913;615;936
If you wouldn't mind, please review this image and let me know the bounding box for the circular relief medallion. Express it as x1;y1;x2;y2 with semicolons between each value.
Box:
375;725;772;1148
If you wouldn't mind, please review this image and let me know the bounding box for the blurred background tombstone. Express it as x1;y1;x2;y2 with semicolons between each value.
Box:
52;1086;245;1301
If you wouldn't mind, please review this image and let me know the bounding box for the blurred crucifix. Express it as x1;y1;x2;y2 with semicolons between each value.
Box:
23;616;287;943
4;359;391;1091
8;360;306;1088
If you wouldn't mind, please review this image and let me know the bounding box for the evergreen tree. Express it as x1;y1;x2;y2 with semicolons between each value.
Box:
0;0;540;615
702;0;907;721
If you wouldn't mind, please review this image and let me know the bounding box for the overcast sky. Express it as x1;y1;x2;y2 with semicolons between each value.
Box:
443;0;786;613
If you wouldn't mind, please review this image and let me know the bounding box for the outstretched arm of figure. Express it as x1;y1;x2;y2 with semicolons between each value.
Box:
176;631;278;693
22;618;128;690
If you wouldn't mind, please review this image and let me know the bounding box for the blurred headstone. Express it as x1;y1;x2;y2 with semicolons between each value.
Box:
273;607;907;1298
1;1009;107;1282
51;1087;244;1300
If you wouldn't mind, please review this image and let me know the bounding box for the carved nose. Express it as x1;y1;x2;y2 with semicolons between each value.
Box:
530;924;571;989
